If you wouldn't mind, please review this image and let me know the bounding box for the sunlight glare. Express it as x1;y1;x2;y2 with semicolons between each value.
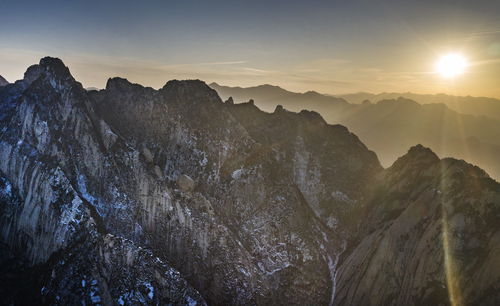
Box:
436;53;467;79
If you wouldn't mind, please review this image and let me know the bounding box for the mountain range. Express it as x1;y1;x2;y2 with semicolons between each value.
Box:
0;58;499;305
339;92;500;121
211;83;500;181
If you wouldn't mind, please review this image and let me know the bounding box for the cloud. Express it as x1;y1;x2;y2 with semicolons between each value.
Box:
241;67;277;76
198;61;246;66
447;26;500;44
467;28;500;38
293;58;351;71
472;58;500;66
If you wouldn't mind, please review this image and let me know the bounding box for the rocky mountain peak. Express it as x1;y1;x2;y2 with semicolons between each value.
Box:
392;144;439;168
274;104;285;113
162;79;215;95
224;96;234;105
160;80;222;106
22;57;75;89
105;77;140;91
39;56;72;77
407;143;438;159
298;109;327;124
0;75;8;86
22;64;44;85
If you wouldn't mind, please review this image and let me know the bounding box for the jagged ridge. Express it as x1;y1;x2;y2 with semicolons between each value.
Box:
0;57;499;305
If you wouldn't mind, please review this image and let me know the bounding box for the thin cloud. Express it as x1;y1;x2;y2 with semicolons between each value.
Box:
156;60;245;70
467;29;500;37
471;58;500;66
242;67;277;75
450;26;500;43
287;74;351;86
198;61;246;66
294;58;351;71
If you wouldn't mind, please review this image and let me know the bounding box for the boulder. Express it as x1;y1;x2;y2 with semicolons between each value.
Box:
177;174;195;192
274;105;284;113
154;165;163;179
141;146;154;163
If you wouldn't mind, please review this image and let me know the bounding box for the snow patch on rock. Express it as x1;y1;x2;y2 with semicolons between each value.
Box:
231;168;244;180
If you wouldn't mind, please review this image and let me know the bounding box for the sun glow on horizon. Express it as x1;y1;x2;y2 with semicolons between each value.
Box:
436;53;468;79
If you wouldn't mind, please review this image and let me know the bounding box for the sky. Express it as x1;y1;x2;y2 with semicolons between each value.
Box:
1;0;500;97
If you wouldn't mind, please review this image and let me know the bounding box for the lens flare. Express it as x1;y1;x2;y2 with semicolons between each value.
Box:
439;164;463;306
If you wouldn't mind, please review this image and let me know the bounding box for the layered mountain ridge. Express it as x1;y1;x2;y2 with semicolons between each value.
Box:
211;83;500;181
0;57;499;305
339;91;500;120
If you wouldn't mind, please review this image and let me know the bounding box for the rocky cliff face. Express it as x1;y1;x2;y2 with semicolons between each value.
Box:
335;145;500;306
0;58;499;305
0;58;205;305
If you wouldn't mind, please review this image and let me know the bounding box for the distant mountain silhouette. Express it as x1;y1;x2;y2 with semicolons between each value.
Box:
210;82;348;113
211;83;500;180
339;92;500;121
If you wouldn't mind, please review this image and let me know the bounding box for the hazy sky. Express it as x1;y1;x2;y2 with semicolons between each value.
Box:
1;0;500;97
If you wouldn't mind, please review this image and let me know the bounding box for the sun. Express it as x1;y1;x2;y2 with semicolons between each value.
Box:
436;53;467;78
